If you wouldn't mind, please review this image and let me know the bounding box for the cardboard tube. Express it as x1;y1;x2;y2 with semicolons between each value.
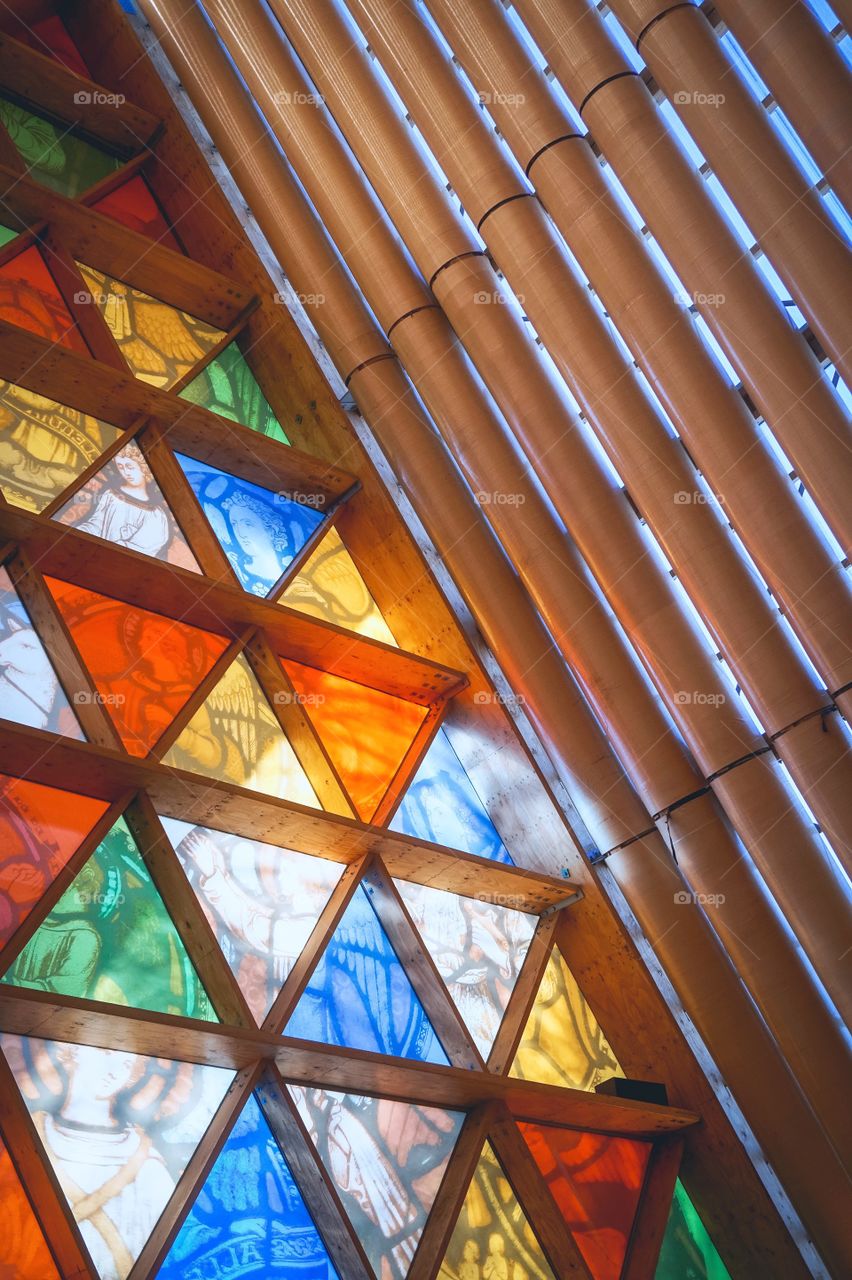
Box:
713;0;852;209
514;0;852;555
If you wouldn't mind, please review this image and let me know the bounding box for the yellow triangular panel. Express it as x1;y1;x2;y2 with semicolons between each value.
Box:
76;262;225;390
162;653;320;807
439;1140;557;1279
281;527;397;645
510;947;624;1091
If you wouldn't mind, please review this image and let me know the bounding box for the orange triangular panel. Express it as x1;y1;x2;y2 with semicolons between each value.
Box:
0;1133;60;1278
440;1140;557;1279
43;577;229;757
0;245;88;353
0;774;108;950
519;1123;652;1280
279;658;428;820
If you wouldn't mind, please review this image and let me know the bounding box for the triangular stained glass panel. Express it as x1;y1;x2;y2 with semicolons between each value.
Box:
281;526;397;644
179;341;289;443
439;1140;557;1280
0;97;121;198
391;727;513;863
290;1086;463;1279
657;1180;732;1280
0;379;122;513
175;455;324;596
393;880;536;1058
519;1123;651;1280
0;567;84;739
158;1093;339;1279
511;948;624;1092
75;263;225;390
0;223;18;248
43;577;229;757
280;659;428;822
2;815;217;1020
285;883;448;1064
0;774;108;949
0;244;88;352
0;1132;60;1278
161;653;320;807
160;817;344;1023
91;176;183;251
1;1034;234;1280
54;441;200;570
10;14;91;78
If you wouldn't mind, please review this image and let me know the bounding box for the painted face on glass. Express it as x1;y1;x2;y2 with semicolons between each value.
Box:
115;449;146;489
229;502;278;561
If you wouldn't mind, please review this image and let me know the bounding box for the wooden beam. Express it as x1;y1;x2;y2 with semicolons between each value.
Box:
488;1105;595;1278
0;504;467;703
245;631;359;819
122;793;256;1028
0;790;133;976
0;166;252;328
486;912;558;1074
4;548;123;749
370;697;447;827
622;1136;685;1280
0;986;700;1134
39;226;126;368
0;1048;96;1279
262;857;368;1033
0;725;580;909
126;1061;264;1280
361;856;485;1070
407;1102;501;1280
256;1066;374;1280
0;31;160;151
0;321;358;501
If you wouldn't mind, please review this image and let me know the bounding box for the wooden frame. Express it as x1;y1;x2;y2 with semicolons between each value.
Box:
0;5;714;1277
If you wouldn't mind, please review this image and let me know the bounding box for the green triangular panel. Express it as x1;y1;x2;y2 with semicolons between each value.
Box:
161;653;320;807
0;223;18;248
657;1180;732;1279
1;815;217;1020
0;1033;234;1280
179;340;289;443
0;96;121;197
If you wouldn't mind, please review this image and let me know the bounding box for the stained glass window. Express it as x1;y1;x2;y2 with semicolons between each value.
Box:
281;527;397;644
176;455;324;596
0;379;122;512
657;1180;732;1280
74;264;226;389
91;175;183;251
10;13;91;77
440;1141;556;1280
511;948;623;1091
161;817;344;1023
179;341;289;443
286;884;448;1063
0;97;121;197
54;441;200;569
159;1092;339;1280
291;1087;462;1279
44;576;229;757
0;774;107;950
519;1123;651;1280
0;244;89;352
0;1132;60;1278
161;652;320;806
393;880;536;1057
0;222;18;248
1;1034;234;1280
2;814;216;1020
0;567;83;738
391;728;513;862
280;659;428;822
